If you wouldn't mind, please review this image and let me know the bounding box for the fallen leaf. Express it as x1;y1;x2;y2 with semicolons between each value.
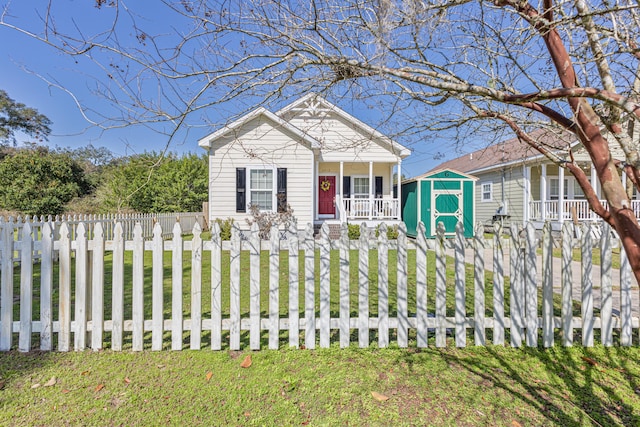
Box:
371;391;389;402
582;356;598;366
81;370;91;376
44;377;57;387
61;389;70;394
95;384;105;392
240;355;252;368
511;421;523;427
206;371;213;382
124;377;131;384
300;345;306;350
244;412;251;417
31;383;41;389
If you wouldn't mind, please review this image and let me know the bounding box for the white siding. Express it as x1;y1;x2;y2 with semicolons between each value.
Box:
208;117;314;226
287;113;402;162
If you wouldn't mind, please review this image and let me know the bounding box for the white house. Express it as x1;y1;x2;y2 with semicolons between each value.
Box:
433;128;640;230
198;94;411;230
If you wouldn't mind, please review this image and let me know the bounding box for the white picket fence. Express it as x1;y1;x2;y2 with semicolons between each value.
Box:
0;217;637;352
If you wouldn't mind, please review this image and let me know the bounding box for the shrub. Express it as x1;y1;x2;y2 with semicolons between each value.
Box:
214;218;234;241
347;224;360;240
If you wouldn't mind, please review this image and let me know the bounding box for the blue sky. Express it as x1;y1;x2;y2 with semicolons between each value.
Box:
0;1;473;176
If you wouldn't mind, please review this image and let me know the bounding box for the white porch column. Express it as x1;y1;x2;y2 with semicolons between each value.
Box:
523;166;531;222
397;159;402;220
339;161;344;220
314;160;319;221
558;166;565;223
590;163;598;197
540;164;547;221
369;161;374;220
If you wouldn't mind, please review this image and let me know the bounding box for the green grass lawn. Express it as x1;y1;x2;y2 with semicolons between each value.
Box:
1;345;640;426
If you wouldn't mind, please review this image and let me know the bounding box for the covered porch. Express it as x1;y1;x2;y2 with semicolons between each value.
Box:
314;160;402;223
526;162;640;224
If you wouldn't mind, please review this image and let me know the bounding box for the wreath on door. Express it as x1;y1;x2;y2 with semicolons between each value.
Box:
320;179;331;192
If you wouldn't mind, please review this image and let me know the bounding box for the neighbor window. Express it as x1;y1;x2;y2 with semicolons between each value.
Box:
481;182;492;202
249;168;274;210
353;177;370;198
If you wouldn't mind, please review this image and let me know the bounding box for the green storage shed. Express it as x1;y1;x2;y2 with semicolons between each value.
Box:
401;168;477;238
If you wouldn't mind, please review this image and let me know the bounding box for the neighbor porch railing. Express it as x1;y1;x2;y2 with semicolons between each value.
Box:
340;197;399;220
529;199;640;221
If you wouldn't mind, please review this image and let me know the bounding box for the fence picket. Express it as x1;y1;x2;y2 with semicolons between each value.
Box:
91;223;105;351
19;223;33;352
474;223;485;346
40;222;53;351
542;222;554;348
493;222;505;345
191;222;203;350
172;222;184;351
58;223;71;352
0;219;14;351
620;246;632;346
525;222;538;347
581;223;594;347
132;223;144;351
358;223;369;348
397;222;408;347
211;222;222;350
230;224;241;350
288;222;300;348
111;223;124;351
435;222;446;348
455;222;466;348
378;223;389;348
509;223;522;347
249;223;261;350
600;223;613;346
319;223;330;348
561;222;573;346
152;223;164;351
74;223;88;351
416;222;428;348
269;224;280;349
304;223;315;349
339;223;350;348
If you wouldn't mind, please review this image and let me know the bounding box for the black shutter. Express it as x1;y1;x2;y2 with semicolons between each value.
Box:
343;176;351;198
236;168;246;212
375;176;383;198
277;168;287;212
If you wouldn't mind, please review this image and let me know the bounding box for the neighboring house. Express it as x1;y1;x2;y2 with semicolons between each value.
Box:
432;128;640;230
198;94;411;231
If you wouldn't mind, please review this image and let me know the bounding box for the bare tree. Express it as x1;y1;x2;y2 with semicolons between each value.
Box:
3;1;640;280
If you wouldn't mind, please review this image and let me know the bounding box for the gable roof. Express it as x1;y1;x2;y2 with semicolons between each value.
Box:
277;93;411;158
432;128;578;174
197;106;322;149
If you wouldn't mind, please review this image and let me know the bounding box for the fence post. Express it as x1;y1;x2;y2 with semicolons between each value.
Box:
509;223;523;347
620;244;632;346
524;222;538;347
91;223;105;351
416;222;428;348
40;221;54;351
561;221;573;346
249;222;261;350
304;223;315;349
211;222;222;350
58;222;71;352
74;223;88;351
132;223;144;351
229;223;241;350
319;223;330;348
454;222;466;348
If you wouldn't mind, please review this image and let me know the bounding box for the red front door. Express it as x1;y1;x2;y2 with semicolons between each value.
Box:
318;176;336;215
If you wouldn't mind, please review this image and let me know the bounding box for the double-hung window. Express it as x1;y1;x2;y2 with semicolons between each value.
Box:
353;177;370;198
249;168;274;210
481;182;492;202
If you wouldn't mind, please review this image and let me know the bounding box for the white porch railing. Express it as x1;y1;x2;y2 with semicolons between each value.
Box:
340;197;399;220
529;199;640;221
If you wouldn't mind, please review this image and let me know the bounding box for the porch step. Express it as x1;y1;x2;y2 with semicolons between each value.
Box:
313;224;342;240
